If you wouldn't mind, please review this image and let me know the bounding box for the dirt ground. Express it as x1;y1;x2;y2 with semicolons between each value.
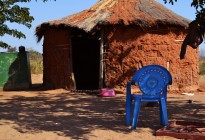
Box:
0;74;205;140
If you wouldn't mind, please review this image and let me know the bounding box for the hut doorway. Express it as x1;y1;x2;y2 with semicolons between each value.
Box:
71;30;100;90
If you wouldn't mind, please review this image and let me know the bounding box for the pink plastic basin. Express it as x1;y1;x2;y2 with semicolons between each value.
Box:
97;88;116;97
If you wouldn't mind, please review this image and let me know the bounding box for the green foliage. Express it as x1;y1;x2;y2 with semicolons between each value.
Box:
0;0;55;49
7;47;17;52
199;59;205;75
28;49;43;74
199;49;205;75
163;0;205;35
163;0;177;5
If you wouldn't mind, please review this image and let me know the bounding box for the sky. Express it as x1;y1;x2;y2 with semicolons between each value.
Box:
0;0;202;53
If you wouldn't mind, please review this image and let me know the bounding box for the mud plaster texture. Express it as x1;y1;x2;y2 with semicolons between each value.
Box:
42;25;198;92
104;25;198;91
43;29;73;89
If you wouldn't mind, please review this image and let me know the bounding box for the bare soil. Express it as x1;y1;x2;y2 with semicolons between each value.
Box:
0;74;204;140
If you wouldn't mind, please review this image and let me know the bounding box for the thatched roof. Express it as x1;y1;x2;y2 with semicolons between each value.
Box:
36;0;190;40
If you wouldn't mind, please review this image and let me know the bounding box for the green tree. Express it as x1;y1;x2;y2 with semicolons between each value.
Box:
0;0;55;49
164;0;205;36
7;46;17;52
164;0;205;58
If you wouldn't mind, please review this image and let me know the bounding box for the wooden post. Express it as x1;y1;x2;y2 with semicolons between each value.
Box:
190;69;193;86
99;30;104;88
166;61;170;71
69;31;76;90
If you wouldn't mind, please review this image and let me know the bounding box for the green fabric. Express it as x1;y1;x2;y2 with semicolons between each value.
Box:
0;52;31;90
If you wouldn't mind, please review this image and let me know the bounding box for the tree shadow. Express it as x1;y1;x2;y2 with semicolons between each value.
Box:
0;92;204;139
0;92;129;139
137;96;205;130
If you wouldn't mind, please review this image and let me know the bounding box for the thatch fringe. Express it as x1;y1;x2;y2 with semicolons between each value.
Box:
36;0;190;41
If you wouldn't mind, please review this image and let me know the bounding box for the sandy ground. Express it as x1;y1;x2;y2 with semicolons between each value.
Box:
0;75;204;140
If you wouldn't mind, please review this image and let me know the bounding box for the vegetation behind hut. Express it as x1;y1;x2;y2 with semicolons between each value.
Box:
29;49;43;74
6;47;43;74
199;49;205;75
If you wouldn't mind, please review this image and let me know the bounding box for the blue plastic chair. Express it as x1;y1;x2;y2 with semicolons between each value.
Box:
126;64;172;129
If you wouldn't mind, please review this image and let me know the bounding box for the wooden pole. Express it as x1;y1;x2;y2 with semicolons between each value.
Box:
99;30;104;89
69;31;76;90
191;69;193;86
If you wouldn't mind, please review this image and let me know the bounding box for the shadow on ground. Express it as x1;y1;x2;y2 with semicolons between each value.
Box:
0;91;204;139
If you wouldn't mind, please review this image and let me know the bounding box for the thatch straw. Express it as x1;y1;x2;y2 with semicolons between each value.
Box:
36;0;190;41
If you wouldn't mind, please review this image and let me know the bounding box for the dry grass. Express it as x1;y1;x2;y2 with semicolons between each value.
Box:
199;75;205;86
29;50;43;74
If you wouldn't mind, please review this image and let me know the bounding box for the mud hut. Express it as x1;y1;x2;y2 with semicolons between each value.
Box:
36;0;199;91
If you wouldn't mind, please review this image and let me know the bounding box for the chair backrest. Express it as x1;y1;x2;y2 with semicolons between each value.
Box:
131;65;172;98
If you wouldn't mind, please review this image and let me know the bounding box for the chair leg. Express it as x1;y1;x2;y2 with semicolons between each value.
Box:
160;98;168;126
126;95;132;125
131;98;141;129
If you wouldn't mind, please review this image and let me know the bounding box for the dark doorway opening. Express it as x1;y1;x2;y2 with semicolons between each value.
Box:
71;29;100;90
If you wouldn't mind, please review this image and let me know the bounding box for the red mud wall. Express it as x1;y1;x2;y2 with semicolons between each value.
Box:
43;29;73;89
104;25;199;91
